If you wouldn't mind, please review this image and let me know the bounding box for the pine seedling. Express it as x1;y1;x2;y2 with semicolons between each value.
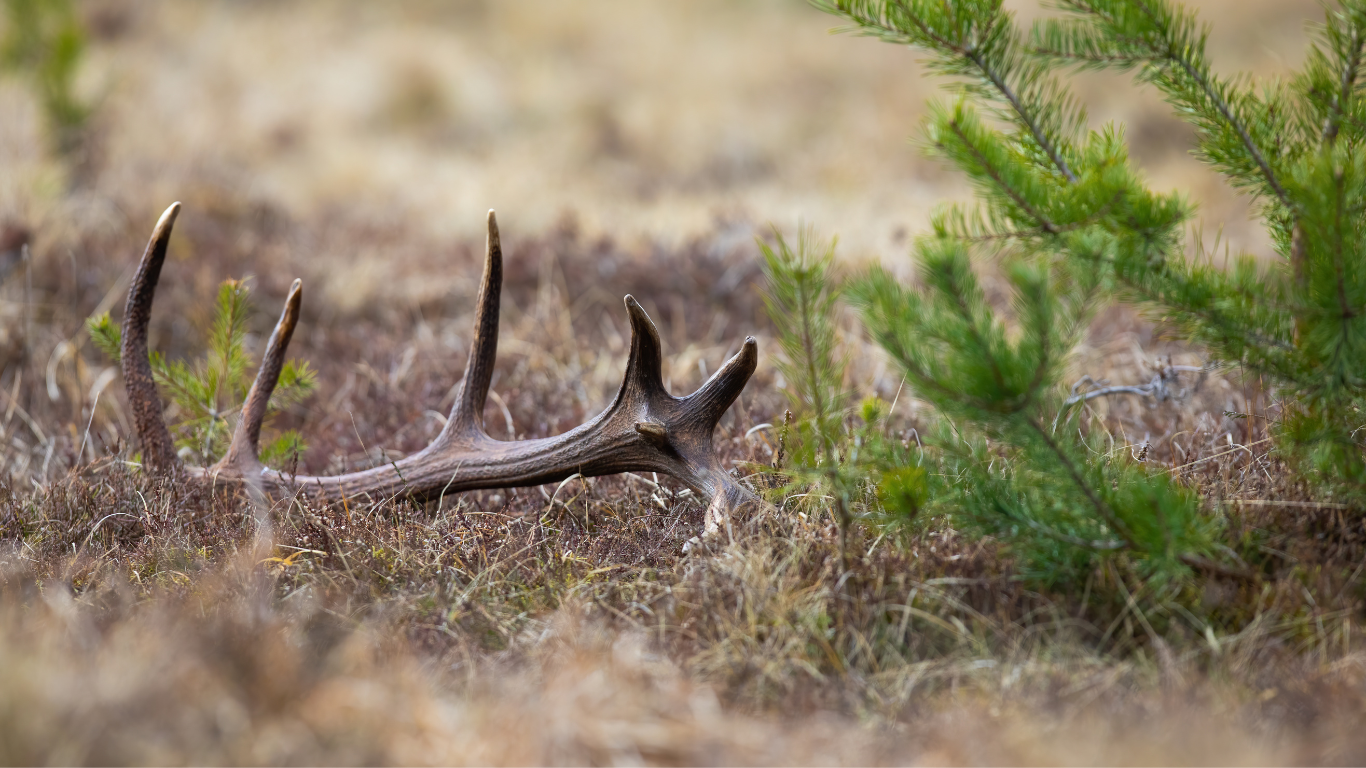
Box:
760;229;846;461
816;0;1366;521
759;228;864;561
88;279;316;468
814;0;1248;584
851;240;1214;584
1024;0;1366;501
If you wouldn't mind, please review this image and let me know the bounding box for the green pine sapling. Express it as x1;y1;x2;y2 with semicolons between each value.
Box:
1027;0;1366;499
818;0;1366;507
88;279;316;468
760;229;922;567
853;240;1216;584
760;230;856;557
811;0;1316;584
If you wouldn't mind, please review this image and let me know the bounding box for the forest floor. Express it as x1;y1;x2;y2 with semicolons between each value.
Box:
3;0;1365;764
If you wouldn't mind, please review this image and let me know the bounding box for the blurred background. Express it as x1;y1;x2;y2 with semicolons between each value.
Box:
0;0;1324;266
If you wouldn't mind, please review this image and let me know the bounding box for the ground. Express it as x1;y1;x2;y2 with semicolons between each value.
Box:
2;0;1365;764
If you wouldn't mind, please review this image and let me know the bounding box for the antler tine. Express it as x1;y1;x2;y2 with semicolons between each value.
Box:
442;210;502;441
619;296;669;445
621;296;667;397
615;296;761;534
121;202;181;471
684;336;758;417
216;279;303;474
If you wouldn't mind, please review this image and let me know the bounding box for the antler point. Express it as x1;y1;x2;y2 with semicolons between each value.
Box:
485;210;501;255
154;202;182;232
734;337;759;365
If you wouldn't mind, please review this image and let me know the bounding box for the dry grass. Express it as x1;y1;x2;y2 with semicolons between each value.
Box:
4;455;1366;764
2;0;1365;764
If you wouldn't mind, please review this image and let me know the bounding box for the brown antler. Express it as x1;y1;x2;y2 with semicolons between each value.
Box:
121;204;759;535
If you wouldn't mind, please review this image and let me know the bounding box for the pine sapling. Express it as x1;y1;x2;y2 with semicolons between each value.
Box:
88;278;315;468
760;228;860;564
816;0;1249;586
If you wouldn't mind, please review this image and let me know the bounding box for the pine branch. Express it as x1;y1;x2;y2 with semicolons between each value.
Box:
955;190;1124;242
1136;4;1292;208
938;257;1010;393
997;499;1130;550
1016;269;1057;405
1037;0;1295;208
1323;23;1365;144
1027;417;1139;548
817;0;1080;181
1332;162;1354;330
941;112;1061;233
963;44;1079;182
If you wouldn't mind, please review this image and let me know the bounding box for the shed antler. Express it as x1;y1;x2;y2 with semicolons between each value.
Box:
120;203;759;535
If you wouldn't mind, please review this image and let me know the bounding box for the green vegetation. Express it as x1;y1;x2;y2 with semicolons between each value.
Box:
87;280;316;468
763;0;1366;589
759;231;855;555
852;244;1221;586
0;0;89;157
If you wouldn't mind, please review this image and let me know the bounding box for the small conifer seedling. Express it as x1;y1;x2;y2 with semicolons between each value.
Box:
88;279;316;468
808;0;1366;584
760;229;855;558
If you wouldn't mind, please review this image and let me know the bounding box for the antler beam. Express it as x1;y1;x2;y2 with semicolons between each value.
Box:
120;204;759;536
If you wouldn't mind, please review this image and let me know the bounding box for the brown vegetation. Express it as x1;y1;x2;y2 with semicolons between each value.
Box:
2;0;1365;764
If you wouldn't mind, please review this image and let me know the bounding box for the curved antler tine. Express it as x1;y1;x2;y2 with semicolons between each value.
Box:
684;336;758;417
219;279;302;471
621;295;666;396
121;202;181;471
447;210;503;437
